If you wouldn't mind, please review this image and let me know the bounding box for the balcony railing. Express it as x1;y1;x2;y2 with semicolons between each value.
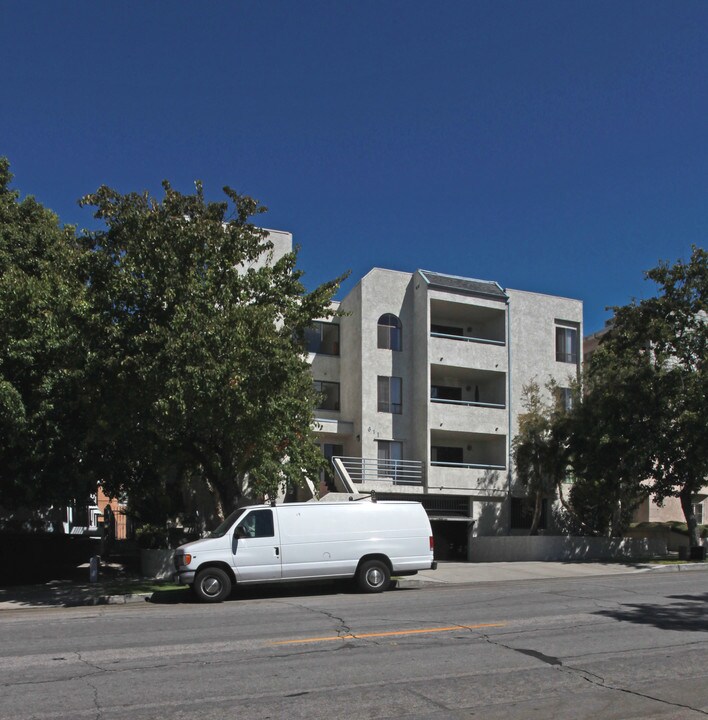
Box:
430;397;505;409
333;456;424;486
430;331;505;346
430;460;506;470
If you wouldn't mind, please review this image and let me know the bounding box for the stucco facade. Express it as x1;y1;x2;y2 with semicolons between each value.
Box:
309;267;583;550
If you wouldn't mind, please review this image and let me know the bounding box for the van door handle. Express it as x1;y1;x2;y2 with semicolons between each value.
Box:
275;547;279;557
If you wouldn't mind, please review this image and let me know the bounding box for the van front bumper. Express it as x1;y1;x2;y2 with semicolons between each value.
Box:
173;571;196;585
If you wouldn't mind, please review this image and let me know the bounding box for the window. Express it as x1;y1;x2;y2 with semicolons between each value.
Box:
235;509;274;539
431;385;462;401
556;387;574;412
313;380;340;411
377;314;402;351
693;501;704;525
555;325;578;364
305;322;339;355
377;376;402;414
431;323;464;337
431;446;464;464
377;440;403;462
377;440;403;478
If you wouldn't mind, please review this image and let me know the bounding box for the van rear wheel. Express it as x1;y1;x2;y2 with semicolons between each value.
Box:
357;559;390;593
194;567;232;603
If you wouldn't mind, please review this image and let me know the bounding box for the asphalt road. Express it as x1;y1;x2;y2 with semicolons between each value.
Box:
1;572;707;720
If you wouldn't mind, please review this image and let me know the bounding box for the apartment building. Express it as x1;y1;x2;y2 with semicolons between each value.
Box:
309;267;583;556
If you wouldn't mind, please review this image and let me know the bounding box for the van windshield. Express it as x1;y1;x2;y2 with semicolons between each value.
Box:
208;508;247;538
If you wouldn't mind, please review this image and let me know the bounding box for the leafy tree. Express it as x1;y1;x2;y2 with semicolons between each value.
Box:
512;380;569;535
79;180;346;524
580;247;708;546
564;357;651;536
0;158;94;512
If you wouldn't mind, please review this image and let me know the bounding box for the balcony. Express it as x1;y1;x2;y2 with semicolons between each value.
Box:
430;430;506;470
430;299;506;345
332;456;424;492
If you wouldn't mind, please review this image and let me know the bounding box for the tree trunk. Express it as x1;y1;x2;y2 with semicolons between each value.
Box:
528;491;543;536
679;485;701;548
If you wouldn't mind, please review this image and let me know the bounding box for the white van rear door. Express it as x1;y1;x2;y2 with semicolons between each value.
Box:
231;508;282;582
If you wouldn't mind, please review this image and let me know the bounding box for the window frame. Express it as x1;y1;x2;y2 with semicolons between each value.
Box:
377;313;402;351
377;375;403;414
313;379;340;411
305;322;340;356
555;324;579;364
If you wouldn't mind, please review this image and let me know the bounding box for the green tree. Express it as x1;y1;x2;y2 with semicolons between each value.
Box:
512;380;569;535
564;356;651;536
0;158;94;513
79;180;346;524
579;247;708;546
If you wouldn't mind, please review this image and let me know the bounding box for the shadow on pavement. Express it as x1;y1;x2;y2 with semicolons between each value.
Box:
595;592;708;632
148;579;356;604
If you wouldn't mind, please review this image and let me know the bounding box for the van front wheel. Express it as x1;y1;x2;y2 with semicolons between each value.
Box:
194;567;232;603
357;559;390;593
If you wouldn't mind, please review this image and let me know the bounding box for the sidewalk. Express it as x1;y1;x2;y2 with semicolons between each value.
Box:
396;559;708;588
1;561;706;611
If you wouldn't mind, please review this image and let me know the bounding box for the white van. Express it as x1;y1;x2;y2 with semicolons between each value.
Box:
173;500;436;602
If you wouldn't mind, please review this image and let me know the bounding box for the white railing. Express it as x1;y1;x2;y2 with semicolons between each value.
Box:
430;397;505;409
430;331;505;346
333;456;424;487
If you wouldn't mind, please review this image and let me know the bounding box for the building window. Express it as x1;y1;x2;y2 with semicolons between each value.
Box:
431;446;464;464
556;387;574;412
693;501;704;525
377;314;402;351
555;325;578;364
377;376;402;414
377;440;403;478
305;322;339;355
431;385;462;401
313;380;340;411
377;440;403;462
431;323;463;337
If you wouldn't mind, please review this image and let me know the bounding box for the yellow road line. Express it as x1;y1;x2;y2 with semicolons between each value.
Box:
271;623;506;646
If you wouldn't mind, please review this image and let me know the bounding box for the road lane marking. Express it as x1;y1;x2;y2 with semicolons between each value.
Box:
271;623;506;645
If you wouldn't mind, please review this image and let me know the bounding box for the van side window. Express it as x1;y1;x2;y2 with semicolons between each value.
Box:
236;509;274;538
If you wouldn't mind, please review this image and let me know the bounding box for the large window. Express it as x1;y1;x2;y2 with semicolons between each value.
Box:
431;446;464;464
431;385;462;401
377;376;402;414
313;380;340;411
555;325;578;364
555;387;574;412
305;322;340;355
377;314;402;351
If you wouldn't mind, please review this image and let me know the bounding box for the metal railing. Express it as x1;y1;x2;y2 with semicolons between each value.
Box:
430;460;506;470
430;331;505;346
430;397;505;409
333;456;425;486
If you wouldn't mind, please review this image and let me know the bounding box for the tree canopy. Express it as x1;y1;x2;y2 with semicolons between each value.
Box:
571;247;708;543
0;159;346;529
0;158;94;513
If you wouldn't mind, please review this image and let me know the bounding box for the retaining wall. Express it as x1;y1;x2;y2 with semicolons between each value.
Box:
469;535;667;562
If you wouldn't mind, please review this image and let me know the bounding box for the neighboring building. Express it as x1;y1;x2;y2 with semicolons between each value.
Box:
309;267;583;556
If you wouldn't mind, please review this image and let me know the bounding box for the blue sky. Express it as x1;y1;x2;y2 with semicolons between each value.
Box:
2;1;706;333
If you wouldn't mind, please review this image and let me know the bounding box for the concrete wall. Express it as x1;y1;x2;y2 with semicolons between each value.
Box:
469;535;667;562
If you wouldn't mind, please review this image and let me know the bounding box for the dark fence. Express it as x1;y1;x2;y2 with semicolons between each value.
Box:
0;533;101;585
